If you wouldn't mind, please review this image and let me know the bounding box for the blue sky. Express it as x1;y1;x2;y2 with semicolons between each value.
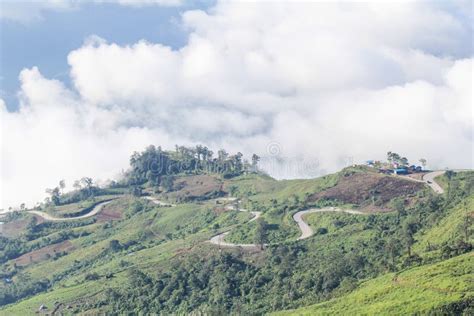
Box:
0;1;214;110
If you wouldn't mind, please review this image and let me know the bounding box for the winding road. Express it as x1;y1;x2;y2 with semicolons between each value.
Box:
208;203;365;247
293;207;365;240
26;170;451;246
398;170;446;194
209;202;263;248
27;200;113;221
209;170;449;248
421;171;446;194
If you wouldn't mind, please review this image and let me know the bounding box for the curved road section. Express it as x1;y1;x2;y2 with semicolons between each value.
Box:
24;171;451;243
27;200;113;221
209;170;451;247
293;207;364;240
421;171;446;194
398;170;445;194
209;202;263;248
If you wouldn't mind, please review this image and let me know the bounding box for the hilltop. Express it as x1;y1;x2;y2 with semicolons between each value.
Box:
0;145;472;315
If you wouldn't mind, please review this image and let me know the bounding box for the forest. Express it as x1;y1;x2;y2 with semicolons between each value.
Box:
127;145;260;185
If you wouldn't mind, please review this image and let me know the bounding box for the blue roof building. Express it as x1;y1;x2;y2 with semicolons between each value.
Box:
394;168;408;175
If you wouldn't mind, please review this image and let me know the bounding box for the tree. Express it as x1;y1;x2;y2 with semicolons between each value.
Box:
26;216;37;231
217;149;228;162
81;177;93;189
369;189;378;205
387;152;403;165
161;176;175;192
392;197;406;221
73;180;82;191
402;218;418;257
130;185;142;197
462;201;471;243
25;216;38;240
228;185;238;197
254;218;268;250
385;238;401;267
316;227;328;235
81;177;94;198
59;179;66;194
85;273;100;281
45;187;61;205
445;170;455;180
400;157;409;166
291;194;300;208
231;152;244;173
108;240;122;252
251;154;260;172
445;170;456;199
419;158;427;168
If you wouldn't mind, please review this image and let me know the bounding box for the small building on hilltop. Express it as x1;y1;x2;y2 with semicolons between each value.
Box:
393;168;408;175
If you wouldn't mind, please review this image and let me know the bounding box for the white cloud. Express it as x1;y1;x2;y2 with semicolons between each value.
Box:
0;0;182;23
114;0;182;7
1;1;473;209
0;0;76;23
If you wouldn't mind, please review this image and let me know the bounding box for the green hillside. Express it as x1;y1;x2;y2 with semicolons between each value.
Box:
275;253;473;315
1;146;472;315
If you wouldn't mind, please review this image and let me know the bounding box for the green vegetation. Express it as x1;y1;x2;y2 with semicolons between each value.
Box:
276;253;473;315
225;172;341;244
45;195;117;217
126;144;260;193
0;145;472;315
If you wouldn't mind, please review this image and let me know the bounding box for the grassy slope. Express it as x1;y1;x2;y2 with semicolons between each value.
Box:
435;170;473;192
414;194;474;254
224;172;340;244
225;172;339;203
275;253;473;315
274;172;474;315
2;170;472;314
0;197;251;314
45;195;117;217
225;166;415;244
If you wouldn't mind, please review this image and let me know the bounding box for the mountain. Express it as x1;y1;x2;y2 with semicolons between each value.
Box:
0;146;472;315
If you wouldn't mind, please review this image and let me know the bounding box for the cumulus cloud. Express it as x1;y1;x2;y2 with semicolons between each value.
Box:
1;1;473;209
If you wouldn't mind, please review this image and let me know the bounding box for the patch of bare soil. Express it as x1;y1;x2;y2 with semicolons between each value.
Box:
96;203;123;222
309;172;424;211
14;240;75;266
167;174;224;202
404;172;426;181
0;215;44;238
